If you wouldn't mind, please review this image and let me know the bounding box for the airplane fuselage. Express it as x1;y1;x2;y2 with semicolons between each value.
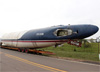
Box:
1;24;99;49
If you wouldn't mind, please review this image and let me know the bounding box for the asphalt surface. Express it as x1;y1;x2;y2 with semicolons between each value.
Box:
0;48;99;72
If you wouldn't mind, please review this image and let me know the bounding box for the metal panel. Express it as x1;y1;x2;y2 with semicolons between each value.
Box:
36;42;56;48
17;41;34;48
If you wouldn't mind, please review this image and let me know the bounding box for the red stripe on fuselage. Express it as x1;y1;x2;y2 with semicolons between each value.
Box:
1;40;68;42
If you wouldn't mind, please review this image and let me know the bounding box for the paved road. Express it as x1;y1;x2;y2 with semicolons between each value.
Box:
0;48;99;72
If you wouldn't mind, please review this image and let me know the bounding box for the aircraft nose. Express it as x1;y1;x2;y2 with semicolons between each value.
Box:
75;24;99;39
88;25;99;34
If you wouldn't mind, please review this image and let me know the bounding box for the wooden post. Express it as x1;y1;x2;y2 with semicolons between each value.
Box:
96;36;100;60
97;36;100;54
98;42;99;54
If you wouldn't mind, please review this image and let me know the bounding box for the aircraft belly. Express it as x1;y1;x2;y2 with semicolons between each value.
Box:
2;40;66;48
17;42;35;48
36;42;56;48
17;42;56;48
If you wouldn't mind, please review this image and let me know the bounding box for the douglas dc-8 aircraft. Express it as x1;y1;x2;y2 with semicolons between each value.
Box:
0;24;99;53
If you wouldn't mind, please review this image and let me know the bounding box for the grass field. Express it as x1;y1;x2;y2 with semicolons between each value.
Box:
38;43;100;62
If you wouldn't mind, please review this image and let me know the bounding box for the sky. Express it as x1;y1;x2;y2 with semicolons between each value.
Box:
0;0;100;39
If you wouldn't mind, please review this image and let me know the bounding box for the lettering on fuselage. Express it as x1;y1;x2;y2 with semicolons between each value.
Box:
36;33;44;36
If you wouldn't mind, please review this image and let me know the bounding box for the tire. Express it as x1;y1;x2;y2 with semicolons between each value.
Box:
18;48;21;52
22;49;25;52
25;49;29;53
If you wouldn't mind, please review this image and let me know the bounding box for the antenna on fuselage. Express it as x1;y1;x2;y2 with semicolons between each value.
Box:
68;24;70;25
68;24;71;29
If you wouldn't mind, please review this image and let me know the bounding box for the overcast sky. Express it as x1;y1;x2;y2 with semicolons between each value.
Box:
0;0;100;39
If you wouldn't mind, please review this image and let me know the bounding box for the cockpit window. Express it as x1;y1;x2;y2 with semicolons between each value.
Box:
57;30;68;36
54;29;73;37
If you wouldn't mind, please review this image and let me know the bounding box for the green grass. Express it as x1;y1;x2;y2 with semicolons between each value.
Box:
38;43;100;61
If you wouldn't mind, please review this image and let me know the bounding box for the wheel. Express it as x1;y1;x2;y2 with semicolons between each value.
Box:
22;49;25;52
18;48;21;52
25;49;29;53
